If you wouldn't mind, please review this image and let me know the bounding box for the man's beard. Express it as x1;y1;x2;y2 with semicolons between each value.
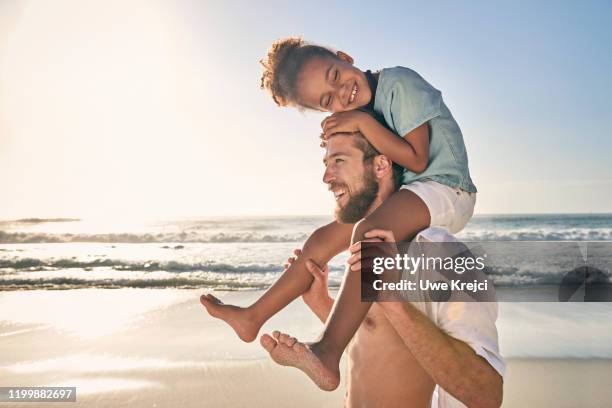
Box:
334;170;379;224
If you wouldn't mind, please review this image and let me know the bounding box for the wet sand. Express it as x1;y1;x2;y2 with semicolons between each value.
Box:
1;289;611;407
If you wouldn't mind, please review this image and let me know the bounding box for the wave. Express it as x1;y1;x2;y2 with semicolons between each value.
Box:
0;231;309;244
0;218;81;226
0;257;305;274
2;269;609;291
2;228;611;244
14;218;81;223
458;228;612;241
2;255;609;290
0;277;268;290
485;267;611;286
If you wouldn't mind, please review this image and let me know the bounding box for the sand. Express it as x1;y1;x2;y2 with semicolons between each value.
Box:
1;289;611;407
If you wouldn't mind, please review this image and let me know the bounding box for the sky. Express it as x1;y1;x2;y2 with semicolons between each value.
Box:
1;0;611;220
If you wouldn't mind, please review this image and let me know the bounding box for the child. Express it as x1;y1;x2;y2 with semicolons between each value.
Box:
200;37;477;391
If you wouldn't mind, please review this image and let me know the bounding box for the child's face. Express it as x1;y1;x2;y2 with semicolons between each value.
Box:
296;52;372;113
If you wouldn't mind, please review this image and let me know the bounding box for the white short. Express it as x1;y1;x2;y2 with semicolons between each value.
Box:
400;180;476;234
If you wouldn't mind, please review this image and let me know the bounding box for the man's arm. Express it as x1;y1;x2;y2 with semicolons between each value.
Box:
284;250;334;324
381;302;503;408
351;228;502;407
302;258;334;323
306;290;334;324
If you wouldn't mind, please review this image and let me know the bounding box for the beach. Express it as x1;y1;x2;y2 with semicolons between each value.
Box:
2;289;612;407
2;0;611;404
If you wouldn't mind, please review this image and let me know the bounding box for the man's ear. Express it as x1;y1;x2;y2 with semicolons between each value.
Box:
373;155;393;179
336;51;354;65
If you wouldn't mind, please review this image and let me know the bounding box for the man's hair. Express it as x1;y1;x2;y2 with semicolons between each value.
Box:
260;37;337;108
348;132;404;191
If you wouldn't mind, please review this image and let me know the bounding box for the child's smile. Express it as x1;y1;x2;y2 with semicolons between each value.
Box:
349;82;358;104
296;52;372;113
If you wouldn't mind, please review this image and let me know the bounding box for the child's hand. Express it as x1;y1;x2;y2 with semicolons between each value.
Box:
283;248;303;271
320;111;367;140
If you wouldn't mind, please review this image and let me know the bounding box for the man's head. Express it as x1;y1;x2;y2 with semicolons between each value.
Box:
323;133;402;223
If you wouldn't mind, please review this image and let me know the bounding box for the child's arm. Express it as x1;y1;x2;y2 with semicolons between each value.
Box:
249;220;352;321
322;111;430;173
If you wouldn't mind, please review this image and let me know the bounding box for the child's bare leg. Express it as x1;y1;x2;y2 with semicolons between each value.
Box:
262;190;430;390
200;221;354;342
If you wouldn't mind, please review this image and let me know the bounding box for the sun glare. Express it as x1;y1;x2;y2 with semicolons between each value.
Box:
0;289;186;339
0;1;223;220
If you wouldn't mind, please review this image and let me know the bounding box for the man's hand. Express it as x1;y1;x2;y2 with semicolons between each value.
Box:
283;249;333;323
347;229;404;301
320;110;369;140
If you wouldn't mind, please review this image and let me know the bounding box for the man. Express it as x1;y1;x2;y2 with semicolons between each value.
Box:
260;132;504;408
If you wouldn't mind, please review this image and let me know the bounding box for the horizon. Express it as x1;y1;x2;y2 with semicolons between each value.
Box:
3;211;612;223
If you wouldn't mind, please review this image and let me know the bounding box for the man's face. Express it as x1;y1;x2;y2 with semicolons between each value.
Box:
323;135;379;223
296;54;372;113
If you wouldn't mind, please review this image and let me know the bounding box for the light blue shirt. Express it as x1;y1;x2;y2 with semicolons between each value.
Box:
373;66;477;193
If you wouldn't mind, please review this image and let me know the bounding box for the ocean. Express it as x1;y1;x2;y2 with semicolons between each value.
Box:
1;214;612;359
1;214;611;291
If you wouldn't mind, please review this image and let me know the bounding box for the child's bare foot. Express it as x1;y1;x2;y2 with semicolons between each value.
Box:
260;331;340;391
200;294;260;343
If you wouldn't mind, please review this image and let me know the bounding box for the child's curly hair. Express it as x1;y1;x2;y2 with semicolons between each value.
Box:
260;37;336;108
